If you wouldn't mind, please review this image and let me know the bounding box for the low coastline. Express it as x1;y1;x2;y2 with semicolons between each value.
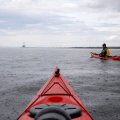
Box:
70;47;120;49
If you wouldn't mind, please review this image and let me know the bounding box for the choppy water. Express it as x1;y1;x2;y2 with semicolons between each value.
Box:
0;48;120;120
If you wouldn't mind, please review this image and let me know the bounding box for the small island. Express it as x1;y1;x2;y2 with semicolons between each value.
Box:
22;42;26;48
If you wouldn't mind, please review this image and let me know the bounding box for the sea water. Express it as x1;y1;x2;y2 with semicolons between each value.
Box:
0;47;120;120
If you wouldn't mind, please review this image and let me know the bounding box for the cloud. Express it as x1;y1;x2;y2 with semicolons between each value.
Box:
107;35;118;40
0;0;120;47
0;7;94;35
80;0;120;12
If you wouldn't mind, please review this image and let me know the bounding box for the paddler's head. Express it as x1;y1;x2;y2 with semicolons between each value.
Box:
102;43;106;49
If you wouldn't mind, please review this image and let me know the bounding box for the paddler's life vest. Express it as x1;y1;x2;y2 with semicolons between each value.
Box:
105;48;110;56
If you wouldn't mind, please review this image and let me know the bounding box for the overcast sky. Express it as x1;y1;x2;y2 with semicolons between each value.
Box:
0;0;120;47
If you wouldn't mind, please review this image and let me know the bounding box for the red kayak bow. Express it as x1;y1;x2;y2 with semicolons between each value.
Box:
17;67;93;120
91;52;120;61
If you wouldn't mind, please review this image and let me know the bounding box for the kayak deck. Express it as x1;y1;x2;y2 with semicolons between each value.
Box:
17;67;93;120
91;52;120;61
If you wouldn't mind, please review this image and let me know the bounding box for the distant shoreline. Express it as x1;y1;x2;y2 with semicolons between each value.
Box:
70;47;120;49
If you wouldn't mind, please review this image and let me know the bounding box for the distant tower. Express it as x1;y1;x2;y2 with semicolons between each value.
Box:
22;42;26;48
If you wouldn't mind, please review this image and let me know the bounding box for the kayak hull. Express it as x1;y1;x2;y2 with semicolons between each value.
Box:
91;52;120;61
17;67;93;120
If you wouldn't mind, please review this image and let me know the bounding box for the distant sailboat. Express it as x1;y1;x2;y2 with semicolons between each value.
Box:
22;42;26;48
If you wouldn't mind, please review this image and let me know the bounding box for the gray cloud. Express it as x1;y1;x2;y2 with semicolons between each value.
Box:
0;0;120;47
85;0;120;12
0;8;94;35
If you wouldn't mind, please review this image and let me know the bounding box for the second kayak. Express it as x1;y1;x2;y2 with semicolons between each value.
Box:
91;52;120;61
17;67;93;120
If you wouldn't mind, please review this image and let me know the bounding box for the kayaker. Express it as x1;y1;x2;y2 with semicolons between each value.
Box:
99;43;110;57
